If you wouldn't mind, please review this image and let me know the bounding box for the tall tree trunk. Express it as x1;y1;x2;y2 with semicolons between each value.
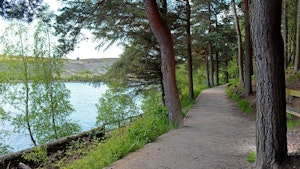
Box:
215;13;219;86
208;3;214;87
216;52;219;85
186;0;194;100
283;0;289;69
206;54;211;87
232;0;244;85
161;0;167;20
225;52;229;83
208;42;214;87
47;29;58;139
251;0;288;168
223;41;229;83
144;0;183;128
160;72;166;106
20;34;37;146
244;0;253;96
294;0;300;72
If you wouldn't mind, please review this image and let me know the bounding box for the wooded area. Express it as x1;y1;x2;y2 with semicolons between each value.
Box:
0;0;299;168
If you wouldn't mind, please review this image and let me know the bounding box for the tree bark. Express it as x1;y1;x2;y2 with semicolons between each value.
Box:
186;0;194;100
224;52;229;83
244;0;253;96
208;3;214;87
206;53;211;87
223;43;229;83
215;52;219;85
208;42;214;87
20;37;36;146
232;0;244;85
294;0;300;72
282;0;289;69
144;0;183;128
160;72;166;106
251;0;288;168
215;13;219;86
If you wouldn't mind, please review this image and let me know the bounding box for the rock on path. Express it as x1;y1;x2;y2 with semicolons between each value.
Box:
105;85;256;169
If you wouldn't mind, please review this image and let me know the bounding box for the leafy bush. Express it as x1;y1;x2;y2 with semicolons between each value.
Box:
176;63;207;115
96;88;139;129
62;90;170;169
22;146;48;164
228;57;239;79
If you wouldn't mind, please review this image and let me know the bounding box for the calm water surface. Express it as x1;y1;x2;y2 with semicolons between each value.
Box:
2;82;109;152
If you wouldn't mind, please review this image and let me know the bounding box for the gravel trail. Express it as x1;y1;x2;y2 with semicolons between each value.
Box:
105;85;256;169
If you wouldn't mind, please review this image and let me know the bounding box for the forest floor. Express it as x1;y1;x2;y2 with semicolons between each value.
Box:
104;85;300;169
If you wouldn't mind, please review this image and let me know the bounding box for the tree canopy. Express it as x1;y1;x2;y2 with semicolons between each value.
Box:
0;0;295;167
0;0;45;22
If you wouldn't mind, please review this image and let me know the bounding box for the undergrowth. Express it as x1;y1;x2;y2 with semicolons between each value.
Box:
37;63;206;168
60;109;170;169
227;78;300;129
57;81;204;168
287;114;300;129
246;151;256;163
226;79;253;114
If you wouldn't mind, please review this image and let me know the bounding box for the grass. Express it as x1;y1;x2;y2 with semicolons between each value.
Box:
246;151;256;163
226;80;254;115
286;70;300;82
182;87;207;117
287;114;300;129
57;111;170;169
54;85;205;168
237;100;253;114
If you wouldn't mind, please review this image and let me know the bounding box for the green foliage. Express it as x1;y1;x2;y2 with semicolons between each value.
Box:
287;71;300;82
226;79;253;114
22;146;48;164
0;0;44;22
226;79;241;100
176;63;207;115
246;151;256;163
0;20;80;148
61;74;103;82
0;142;12;156
96;86;139;129
228;57;239;80
237;100;253;114
286;114;300;129
0;107;13;155
62;91;170;169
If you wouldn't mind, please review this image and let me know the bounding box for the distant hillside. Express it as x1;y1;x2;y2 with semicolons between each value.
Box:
61;58;118;78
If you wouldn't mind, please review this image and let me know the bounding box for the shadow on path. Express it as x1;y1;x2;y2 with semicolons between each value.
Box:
105;85;256;169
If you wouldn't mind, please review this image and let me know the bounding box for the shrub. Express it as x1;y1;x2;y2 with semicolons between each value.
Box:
62;90;170;169
22;146;48;164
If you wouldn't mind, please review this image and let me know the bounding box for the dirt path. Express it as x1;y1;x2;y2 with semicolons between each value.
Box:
105;85;256;169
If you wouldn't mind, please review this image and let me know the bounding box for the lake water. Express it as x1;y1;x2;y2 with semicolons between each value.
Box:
1;83;112;152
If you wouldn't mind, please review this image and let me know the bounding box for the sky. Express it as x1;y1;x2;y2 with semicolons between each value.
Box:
0;0;123;60
45;0;123;59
